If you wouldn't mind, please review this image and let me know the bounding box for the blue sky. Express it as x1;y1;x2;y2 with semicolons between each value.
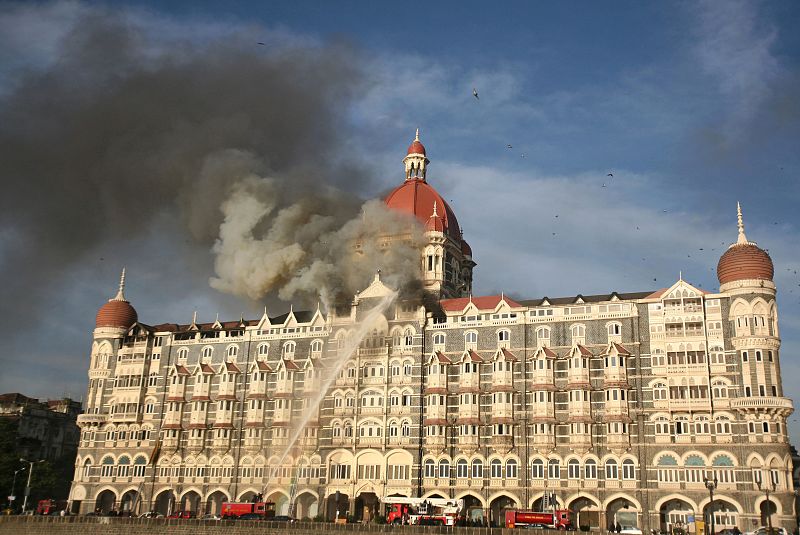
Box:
1;1;799;441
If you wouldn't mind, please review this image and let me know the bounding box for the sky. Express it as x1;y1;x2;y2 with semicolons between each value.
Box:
0;1;799;440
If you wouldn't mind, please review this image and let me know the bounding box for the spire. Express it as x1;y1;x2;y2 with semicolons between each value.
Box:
112;268;126;301
736;201;749;244
432;201;438;217
415;127;420;141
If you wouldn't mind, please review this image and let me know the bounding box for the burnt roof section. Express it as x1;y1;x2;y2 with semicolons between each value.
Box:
519;290;655;307
149;310;316;333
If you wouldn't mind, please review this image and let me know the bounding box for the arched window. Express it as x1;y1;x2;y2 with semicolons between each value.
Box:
401;420;411;437
283;341;296;358
585;459;597;479
465;331;478;347
201;346;213;359
438;459;450;479
490;459;503;478
177;348;189;360
568;459;581;479
433;333;445;347
571;324;586;342
506;459;518;479
622;459;635;480
498;330;510;347
607;323;622;336
257;343;269;356
311;340;322;354
100;456;114;477
715;416;731;434
424;459;436;478
605;459;618;480
653;382;668;401
536;327;551;347
531;459;544;479
471;459;483;478
548;459;560;480
227;345;238;358
404;329;414;346
457;459;469;478
82;459;91;480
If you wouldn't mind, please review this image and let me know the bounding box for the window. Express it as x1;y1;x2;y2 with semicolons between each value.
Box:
457;459;469;478
548;459;560;480
568;459;580;479
283;341;296;358
585;459;597;479
622;459;635;480
257;343;269;356
742;351;748;362
498;330;510;346
607;323;621;336
491;459;503;478
465;332;478;347
506;459;518;479
227;345;238;358
438;460;450;479
571;324;586;342
201;346;213;359
531;459;544;479
536;327;551;347
433;334;445;347
605;459;618;480
311;340;322;354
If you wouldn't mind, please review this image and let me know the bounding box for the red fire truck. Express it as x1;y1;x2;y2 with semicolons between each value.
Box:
36;499;67;515
220;501;276;519
385;497;463;526
505;509;574;529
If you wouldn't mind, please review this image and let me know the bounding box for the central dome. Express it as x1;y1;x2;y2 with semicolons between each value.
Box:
385;179;460;238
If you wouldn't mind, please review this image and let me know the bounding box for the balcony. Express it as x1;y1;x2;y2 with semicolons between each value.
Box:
110;412;140;423
459;373;480;391
77;414;107;426
492;372;514;390
730;396;794;415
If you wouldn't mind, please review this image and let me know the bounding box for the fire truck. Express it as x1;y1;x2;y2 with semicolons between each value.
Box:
385;497;463;526
505;509;574;529
36;499;67;515
220;501;275;519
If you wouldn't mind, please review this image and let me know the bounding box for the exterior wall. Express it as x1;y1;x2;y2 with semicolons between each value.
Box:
69;278;796;531
0;394;81;461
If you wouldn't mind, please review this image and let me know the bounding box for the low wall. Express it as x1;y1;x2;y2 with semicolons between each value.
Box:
0;517;520;535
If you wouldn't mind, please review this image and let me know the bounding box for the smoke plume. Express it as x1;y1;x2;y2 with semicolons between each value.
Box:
0;2;424;330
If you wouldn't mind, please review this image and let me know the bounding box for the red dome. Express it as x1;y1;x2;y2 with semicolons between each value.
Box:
384;179;460;239
407;140;426;155
461;239;472;257
425;214;445;233
717;243;774;285
96;299;138;329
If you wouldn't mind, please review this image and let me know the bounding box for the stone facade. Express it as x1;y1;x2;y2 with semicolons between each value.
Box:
0;393;81;461
68;138;795;533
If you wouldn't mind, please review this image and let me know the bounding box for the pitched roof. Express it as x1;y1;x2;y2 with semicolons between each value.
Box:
440;294;523;312
224;362;241;373
611;342;631;356
520;290;655;307
464;349;483;363
432;351;452;364
283;359;300;371
500;348;518;362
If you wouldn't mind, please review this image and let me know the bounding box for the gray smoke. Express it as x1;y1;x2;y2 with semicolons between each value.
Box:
0;2;424;331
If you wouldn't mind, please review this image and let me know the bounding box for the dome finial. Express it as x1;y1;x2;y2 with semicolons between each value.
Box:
415;128;420;142
113;267;126;301
432;201;438;217
737;201;748;244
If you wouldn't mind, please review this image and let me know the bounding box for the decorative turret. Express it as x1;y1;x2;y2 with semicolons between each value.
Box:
717;203;774;290
95;268;138;330
403;128;429;181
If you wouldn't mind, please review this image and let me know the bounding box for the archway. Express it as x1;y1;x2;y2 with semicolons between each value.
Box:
295;492;319;520
95;489;117;514
355;492;379;523
659;498;693;534
461;493;486;526
607;497;638;531
326;492;350;521
119;490;139;515
154;489;176;516
703;499;739;532
489;495;517;528
180;491;201;515
205;491;228;516
267;491;289;516
760;500;777;528
570;496;600;530
239;490;257;503
532;492;562;512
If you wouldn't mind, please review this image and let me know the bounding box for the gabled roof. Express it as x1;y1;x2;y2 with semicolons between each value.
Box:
440;294;523;313
199;363;214;374
224;362;241;373
520;291;654;307
499;348;518;362
429;351;452;364
283;359;301;371
533;346;558;358
461;349;483;363
174;365;191;375
610;342;631;356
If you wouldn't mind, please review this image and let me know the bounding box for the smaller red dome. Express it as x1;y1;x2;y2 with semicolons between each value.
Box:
717;243;774;285
425;214;445;233
407;140;426;156
461;240;472;257
96;299;138;329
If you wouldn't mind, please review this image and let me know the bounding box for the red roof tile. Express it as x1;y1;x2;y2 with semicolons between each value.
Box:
225;362;241;373
612;342;631;356
433;351;452;364
465;349;483;363
501;348;518;362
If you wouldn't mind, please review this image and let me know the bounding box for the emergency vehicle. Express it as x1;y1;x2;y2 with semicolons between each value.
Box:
385;497;463;526
220;501;275;519
505;509;574;529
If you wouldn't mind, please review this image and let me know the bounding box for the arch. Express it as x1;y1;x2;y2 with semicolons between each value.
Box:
204;489;229;516
653;494;699;514
488;492;521;527
567;493;601;530
294;490;319;520
606;495;640;531
154;488;176;516
179;489;202;514
94;488;117;514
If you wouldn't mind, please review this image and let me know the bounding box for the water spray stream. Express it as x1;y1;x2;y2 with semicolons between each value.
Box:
262;290;399;501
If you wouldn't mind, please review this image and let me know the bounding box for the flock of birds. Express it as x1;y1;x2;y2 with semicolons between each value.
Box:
467;84;799;302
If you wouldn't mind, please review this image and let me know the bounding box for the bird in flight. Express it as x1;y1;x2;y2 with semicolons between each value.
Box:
602;183;607;188
257;42;266;45
507;144;513;149
607;173;613;177
473;88;479;100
